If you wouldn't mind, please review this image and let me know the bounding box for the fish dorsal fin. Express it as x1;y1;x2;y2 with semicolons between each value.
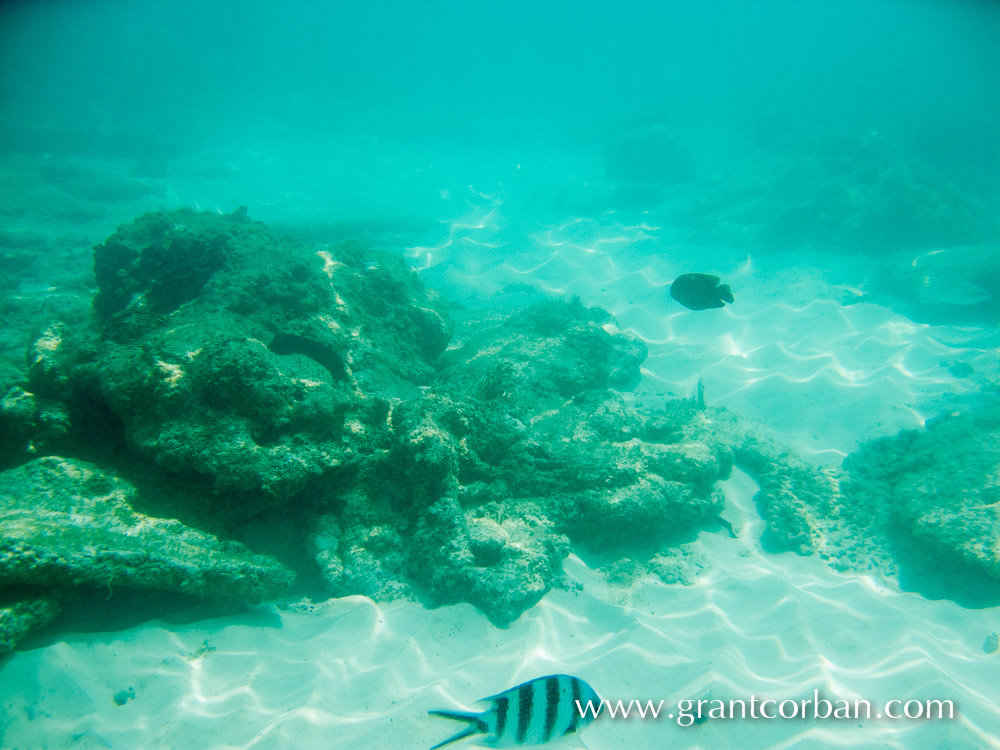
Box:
480;673;567;702
481;685;518;703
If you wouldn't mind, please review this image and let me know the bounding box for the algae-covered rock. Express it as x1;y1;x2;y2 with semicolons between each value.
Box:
429;308;724;549
679;404;891;574
33;208;450;504
0;386;72;468
721;396;1000;600
602;546;709;588
843;403;1000;594
311;309;728;624
0;387;38;466
14;208;869;631
0;456;295;603
313;488;569;626
311;399;573;625
527;393;729;548
650;546;709;585
436;297;646;410
33;210;697;627
409;497;568;626
0;595;60;653
312;514;412;602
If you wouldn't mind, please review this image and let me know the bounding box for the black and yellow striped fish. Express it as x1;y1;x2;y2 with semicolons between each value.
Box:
429;674;600;749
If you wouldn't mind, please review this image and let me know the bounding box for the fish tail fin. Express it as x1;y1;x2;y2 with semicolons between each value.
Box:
428;711;483;750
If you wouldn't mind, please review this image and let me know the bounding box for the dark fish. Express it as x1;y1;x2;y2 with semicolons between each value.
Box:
984;632;999;654
715;515;738;539
670;273;734;310
692;376;706;409
430;674;600;749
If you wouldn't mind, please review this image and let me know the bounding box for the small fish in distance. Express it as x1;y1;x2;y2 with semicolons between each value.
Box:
429;674;600;749
670;273;734;310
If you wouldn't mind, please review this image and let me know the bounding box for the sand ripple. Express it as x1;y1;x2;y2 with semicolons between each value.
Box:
2;471;998;749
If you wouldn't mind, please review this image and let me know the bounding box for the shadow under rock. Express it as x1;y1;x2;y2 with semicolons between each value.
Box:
17;587;282;652
893;546;1000;610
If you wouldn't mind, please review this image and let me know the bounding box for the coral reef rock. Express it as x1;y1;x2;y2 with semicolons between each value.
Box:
312;303;732;625
9;207;901;634
728;397;1000;605
29;207;450;505
843;402;1000;602
682;408;891;574
0;596;60;654
0;456;295;609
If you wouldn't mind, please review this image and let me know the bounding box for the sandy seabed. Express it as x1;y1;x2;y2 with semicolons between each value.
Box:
2;469;997;750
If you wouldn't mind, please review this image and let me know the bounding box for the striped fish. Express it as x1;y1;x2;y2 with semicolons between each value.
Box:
429;674;600;749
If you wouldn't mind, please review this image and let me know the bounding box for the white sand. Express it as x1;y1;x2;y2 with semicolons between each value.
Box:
2;470;998;749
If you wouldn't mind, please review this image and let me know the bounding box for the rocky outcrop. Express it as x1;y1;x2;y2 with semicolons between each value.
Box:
754;134;998;254
0;596;60;654
12;206;955;636
26;207;450;505
842;402;1000;601
0;386;72;469
311;305;731;625
435;297;647;404
724;396;1000;603
0;457;295;602
0;455;296;651
671;406;893;575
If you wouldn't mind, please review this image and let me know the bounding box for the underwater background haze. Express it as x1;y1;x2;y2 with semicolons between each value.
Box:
1;1;999;748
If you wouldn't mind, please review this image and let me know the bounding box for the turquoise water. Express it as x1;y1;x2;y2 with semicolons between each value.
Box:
1;1;999;748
